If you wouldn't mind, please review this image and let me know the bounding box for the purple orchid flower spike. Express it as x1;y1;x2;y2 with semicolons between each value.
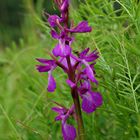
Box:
36;58;56;92
52;105;76;140
36;0;102;139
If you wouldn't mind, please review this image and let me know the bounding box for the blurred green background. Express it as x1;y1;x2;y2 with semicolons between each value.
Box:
0;0;56;46
0;0;140;140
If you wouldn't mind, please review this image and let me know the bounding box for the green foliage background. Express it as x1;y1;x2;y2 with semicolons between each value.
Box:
0;0;140;140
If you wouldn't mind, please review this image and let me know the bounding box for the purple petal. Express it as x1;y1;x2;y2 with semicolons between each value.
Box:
66;79;76;88
71;54;81;61
68;105;75;115
81;92;96;113
50;30;59;39
36;58;49;64
52;44;62;57
92;92;103;107
82;60;97;83
60;58;68;68
62;122;76;140
55;115;62;121
83;80;91;89
68;21;92;33
48;15;61;27
78;80;91;94
85;67;97;83
52;43;71;57
64;45;72;56
47;72;56;92
52;107;67;115
36;65;51;72
85;50;99;62
70;56;77;66
52;107;65;113
79;88;88;95
60;56;76;70
36;58;55;65
79;48;89;58
61;0;69;12
81;91;103;113
79;48;99;62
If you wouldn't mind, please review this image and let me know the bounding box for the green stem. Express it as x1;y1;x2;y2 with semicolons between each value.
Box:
65;4;85;139
71;88;85;140
66;56;85;140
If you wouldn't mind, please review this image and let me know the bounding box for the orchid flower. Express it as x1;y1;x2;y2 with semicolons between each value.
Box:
36;58;56;92
81;91;102;113
52;105;76;140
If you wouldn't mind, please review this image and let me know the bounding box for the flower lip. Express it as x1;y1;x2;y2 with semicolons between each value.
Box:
62;122;76;140
47;72;56;92
81;91;102;113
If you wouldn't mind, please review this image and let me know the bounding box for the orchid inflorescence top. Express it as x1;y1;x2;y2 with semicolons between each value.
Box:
36;0;103;139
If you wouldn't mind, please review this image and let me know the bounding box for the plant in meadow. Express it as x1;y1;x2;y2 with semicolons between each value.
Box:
36;0;103;139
